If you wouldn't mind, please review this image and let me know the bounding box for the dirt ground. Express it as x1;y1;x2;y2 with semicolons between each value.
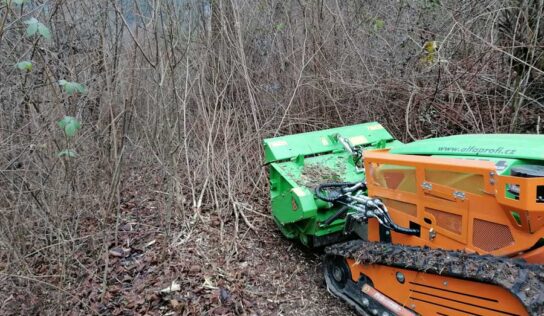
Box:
1;165;355;315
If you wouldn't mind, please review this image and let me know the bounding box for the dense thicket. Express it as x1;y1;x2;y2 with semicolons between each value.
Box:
1;0;543;313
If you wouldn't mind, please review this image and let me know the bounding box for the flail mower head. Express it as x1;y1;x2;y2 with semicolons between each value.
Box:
263;122;401;247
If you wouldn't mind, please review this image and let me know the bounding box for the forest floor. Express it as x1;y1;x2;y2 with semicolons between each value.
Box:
14;163;354;315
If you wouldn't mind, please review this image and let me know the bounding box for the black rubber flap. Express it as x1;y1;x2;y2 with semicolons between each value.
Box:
511;165;544;178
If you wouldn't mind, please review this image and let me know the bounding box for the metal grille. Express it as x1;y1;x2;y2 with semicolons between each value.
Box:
426;208;462;234
473;219;514;251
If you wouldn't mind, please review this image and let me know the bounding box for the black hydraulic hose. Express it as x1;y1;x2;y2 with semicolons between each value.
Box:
314;182;366;203
387;222;420;236
321;205;350;226
377;204;420;236
315;182;419;235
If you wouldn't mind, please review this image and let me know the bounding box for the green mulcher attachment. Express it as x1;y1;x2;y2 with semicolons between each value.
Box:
263;122;401;247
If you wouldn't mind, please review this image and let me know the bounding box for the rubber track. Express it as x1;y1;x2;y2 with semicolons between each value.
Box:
325;240;544;316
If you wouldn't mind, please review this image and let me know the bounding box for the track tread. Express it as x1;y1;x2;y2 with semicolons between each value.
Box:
325;240;544;315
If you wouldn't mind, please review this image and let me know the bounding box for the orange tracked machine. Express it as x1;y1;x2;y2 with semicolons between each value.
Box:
263;123;544;315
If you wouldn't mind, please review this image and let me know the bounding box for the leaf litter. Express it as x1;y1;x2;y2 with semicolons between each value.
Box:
0;166;355;315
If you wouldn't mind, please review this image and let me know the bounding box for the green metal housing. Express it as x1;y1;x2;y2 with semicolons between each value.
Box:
263;122;401;246
391;134;544;175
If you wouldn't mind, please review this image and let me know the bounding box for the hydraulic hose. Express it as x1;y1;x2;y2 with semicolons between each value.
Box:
384;221;420;236
376;204;420;235
314;182;366;203
321;205;350;226
315;181;418;236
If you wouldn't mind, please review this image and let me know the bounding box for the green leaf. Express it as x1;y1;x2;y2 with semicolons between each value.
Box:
373;19;385;31
16;61;33;72
38;23;50;39
25;18;38;37
58;80;87;96
24;18;51;39
57;149;77;158
275;23;285;31
424;40;437;54
37;23;51;39
57;116;81;137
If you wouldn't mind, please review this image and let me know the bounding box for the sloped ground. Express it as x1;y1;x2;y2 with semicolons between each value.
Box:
1;165;354;315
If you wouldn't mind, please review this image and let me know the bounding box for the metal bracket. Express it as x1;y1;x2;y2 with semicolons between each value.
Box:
429;228;436;240
422;181;432;190
453;191;466;200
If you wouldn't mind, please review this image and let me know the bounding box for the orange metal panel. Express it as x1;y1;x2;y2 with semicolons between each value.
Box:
363;150;544;260
519;245;544;263
347;259;528;316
